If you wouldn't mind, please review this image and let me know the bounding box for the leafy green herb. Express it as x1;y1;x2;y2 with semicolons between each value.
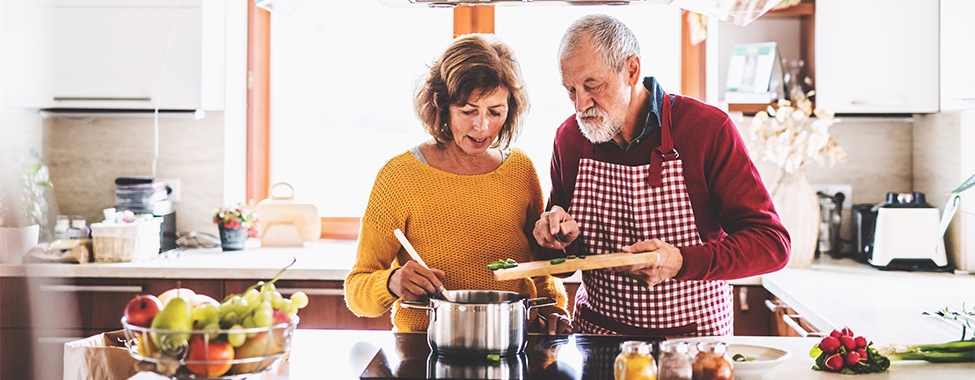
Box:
732;353;755;362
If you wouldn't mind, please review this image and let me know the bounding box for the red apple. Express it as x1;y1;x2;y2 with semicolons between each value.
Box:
185;335;234;377
270;309;291;342
124;294;163;327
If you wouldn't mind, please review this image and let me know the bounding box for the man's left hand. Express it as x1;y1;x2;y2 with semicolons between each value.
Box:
612;239;683;287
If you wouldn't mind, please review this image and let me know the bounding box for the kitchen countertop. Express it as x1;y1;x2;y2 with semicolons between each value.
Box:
126;330;975;379
762;256;975;345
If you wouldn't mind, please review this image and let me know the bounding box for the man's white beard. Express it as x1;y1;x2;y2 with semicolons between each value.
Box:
577;107;622;143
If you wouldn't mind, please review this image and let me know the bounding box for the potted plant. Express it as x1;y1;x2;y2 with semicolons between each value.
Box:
0;148;54;262
212;202;260;251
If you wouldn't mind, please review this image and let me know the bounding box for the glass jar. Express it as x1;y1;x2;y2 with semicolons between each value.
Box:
658;341;692;380
692;341;733;380
614;340;657;380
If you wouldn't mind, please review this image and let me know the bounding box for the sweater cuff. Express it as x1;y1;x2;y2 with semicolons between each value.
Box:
374;266;401;308
674;246;708;280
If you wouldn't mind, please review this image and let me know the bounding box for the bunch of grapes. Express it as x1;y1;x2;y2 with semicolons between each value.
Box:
190;265;309;347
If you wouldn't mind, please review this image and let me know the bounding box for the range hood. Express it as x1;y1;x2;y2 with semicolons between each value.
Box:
258;0;785;28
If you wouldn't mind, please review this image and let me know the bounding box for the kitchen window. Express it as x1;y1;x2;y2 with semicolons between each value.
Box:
267;5;680;218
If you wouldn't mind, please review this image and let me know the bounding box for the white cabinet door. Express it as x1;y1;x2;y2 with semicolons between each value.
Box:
815;0;939;114
5;1;203;110
941;0;975;110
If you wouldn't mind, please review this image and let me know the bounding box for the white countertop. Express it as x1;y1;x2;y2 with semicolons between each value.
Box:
762;257;975;345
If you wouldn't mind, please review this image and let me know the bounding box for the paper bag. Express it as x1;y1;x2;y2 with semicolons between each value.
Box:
64;330;140;380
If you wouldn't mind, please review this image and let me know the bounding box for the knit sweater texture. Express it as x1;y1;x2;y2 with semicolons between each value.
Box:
345;148;568;332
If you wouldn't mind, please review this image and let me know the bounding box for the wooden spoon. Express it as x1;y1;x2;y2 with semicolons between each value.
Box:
393;229;455;302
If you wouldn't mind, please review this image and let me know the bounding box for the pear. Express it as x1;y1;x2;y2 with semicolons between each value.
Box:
150;296;193;355
158;287;196;307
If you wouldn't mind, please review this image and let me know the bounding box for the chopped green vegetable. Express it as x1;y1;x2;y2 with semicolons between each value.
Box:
566;255;577;259
578;255;586;259
486;354;500;362
732;353;755;362
487;263;501;271
550;258;566;265
505;258;516;264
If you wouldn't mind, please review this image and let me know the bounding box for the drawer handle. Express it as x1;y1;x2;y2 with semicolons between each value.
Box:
38;337;86;345
849;100;905;107
782;314;824;338
53;96;151;102
764;299;787;312
39;285;143;293
275;288;344;296
739;287;749;312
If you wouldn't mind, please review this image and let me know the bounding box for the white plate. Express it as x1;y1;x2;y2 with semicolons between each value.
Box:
728;344;791;379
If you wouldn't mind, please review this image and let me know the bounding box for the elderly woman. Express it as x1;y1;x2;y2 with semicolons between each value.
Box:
344;34;570;334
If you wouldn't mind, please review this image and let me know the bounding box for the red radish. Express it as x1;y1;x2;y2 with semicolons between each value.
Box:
840;335;857;350
857;348;867;360
819;336;841;353
855;336;867;349
825;353;845;371
830;329;842;338
845;351;861;366
841;327;854;337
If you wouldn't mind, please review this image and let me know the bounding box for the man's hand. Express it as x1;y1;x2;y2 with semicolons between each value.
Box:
612;239;683;287
537;313;573;335
533;205;580;250
388;260;446;301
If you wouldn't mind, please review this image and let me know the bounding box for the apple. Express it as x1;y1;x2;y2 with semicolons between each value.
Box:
270;309;291;342
158;287;195;307
185;335;234;377
124;294;163;327
189;293;219;308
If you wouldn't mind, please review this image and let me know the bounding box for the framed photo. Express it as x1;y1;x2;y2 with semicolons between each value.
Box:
725;42;782;103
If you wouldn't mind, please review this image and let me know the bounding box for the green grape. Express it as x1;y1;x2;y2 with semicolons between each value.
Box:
192;303;219;322
202;322;221;340
253;309;273;328
290;291;309;309
221;311;239;326
257;300;273;315
228;324;245;347
243;288;260;306
278;298;294;315
271;291;285;309
261;282;277;295
285;302;299;317
242;316;257;338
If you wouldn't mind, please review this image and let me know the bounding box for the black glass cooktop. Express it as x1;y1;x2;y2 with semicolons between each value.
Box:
359;333;663;380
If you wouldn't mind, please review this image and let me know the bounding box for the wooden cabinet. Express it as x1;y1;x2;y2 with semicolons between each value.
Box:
815;0;939;114
224;279;393;330
733;285;773;336
941;0;975;111
4;0;224;111
766;295;823;337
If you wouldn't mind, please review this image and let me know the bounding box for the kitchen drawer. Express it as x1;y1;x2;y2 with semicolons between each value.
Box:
225;280;393;330
766;295;823;337
3;277;222;330
733;285;772;336
1;327;106;380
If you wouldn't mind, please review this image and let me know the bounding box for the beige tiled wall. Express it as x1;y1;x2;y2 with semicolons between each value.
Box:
42;112;224;235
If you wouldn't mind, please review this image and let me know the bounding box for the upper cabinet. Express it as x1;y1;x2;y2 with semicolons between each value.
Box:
941;0;975;111
815;0;939;114
4;0;224;111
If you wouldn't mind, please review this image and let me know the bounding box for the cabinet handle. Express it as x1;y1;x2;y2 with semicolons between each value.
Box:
275;287;344;296
849;100;904;107
764;299;787;312
782;314;824;338
53;96;152;102
739;287;749;312
39;285;143;293
38;336;86;345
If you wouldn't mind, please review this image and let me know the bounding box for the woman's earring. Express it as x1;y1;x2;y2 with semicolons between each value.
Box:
441;123;449;133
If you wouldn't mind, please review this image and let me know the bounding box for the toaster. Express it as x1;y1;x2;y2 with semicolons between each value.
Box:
869;192;948;271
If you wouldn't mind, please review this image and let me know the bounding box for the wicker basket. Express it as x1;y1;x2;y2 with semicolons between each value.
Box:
91;218;162;262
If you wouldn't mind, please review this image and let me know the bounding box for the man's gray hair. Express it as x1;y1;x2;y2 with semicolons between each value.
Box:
558;14;640;73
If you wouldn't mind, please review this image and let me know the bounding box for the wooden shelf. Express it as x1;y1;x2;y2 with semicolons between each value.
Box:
728;103;775;115
764;2;815;18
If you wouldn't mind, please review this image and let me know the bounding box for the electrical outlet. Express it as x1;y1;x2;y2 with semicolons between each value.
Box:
812;184;852;209
160;178;181;203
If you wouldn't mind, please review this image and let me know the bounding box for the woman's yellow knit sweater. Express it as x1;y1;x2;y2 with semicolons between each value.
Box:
345;148;568;332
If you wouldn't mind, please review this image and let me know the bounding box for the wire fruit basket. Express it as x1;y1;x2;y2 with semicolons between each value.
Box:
121;316;299;379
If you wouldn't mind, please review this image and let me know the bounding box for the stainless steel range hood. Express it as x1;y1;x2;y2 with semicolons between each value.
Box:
258;0;785;28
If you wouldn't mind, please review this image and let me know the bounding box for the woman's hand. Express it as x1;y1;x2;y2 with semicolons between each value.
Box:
538;313;573;335
388;260;447;301
533;205;580;250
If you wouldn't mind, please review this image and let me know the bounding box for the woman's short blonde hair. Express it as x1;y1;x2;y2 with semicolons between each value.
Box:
414;34;529;150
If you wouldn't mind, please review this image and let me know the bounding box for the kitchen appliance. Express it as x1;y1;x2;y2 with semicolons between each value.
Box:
869;192;949;271
816;191;845;258
851;203;878;263
401;290;555;356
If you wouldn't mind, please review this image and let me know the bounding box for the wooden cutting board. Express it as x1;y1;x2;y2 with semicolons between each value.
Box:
492;252;658;281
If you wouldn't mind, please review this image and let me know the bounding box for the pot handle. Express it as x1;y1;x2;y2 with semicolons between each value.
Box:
526;297;557;312
399;300;434;312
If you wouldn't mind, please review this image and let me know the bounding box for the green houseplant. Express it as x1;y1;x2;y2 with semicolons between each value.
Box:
212;202;260;251
0;148;54;262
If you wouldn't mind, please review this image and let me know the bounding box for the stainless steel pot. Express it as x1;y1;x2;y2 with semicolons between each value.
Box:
401;290;555;356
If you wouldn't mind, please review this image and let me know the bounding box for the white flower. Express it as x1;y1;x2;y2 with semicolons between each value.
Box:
744;90;846;172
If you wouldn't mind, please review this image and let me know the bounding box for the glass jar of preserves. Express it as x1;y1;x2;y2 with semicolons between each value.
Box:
614;340;657;380
692;341;733;380
658;341;692;380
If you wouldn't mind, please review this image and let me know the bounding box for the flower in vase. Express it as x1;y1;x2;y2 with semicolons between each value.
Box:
747;89;847;174
213;202;261;238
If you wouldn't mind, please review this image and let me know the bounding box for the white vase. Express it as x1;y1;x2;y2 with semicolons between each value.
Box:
0;225;40;263
770;168;820;269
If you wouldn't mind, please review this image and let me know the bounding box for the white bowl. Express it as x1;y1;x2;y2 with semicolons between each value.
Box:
728;344;791;379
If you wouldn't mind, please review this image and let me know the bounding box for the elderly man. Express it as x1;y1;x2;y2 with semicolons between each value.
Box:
535;14;790;336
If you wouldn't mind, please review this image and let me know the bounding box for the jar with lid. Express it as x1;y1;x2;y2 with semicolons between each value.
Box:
614;340;657;380
692;341;733;380
67;217;89;239
54;215;70;240
658;341;692;380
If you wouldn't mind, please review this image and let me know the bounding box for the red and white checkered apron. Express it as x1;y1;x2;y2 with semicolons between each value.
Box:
569;94;733;336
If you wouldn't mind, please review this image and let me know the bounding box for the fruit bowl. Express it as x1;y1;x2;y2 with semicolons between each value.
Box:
121;316;299;379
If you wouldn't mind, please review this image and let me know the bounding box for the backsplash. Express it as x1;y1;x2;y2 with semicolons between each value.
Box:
42;112;225;235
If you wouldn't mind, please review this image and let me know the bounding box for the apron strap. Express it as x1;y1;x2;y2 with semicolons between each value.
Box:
649;93;678;187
